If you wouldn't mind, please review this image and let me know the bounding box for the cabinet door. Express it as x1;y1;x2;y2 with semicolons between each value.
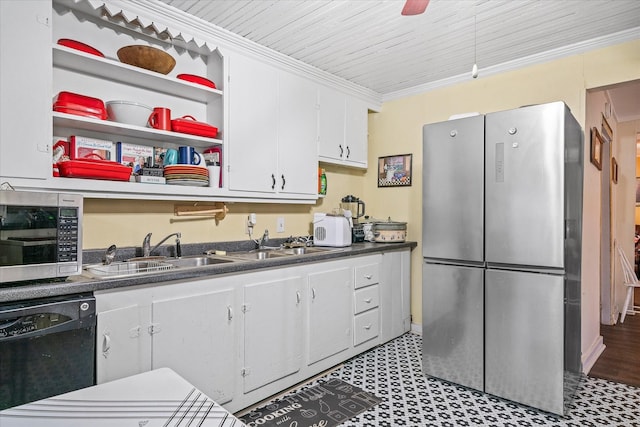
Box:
243;276;303;393
307;267;352;365
344;97;368;166
151;288;236;405
227;52;278;193
317;86;346;160
96;304;152;384
380;250;411;342
277;73;318;195
0;1;51;179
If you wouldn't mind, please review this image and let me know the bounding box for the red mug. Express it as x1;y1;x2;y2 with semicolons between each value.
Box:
148;107;171;130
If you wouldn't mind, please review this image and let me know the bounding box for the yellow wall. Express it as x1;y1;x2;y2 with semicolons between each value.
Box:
363;40;640;365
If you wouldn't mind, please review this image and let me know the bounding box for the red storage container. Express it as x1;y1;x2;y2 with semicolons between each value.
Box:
53;91;107;120
57;158;132;181
171;115;218;138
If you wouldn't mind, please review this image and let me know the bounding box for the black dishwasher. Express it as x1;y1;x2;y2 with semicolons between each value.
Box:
0;294;96;410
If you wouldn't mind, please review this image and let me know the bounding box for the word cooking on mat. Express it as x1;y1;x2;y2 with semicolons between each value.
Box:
240;378;381;427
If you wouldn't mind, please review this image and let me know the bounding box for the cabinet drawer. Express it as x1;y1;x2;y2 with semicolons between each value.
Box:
354;285;379;314
354;263;379;289
354;309;379;346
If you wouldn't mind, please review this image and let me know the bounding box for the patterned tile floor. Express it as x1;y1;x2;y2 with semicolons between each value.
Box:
283;333;640;427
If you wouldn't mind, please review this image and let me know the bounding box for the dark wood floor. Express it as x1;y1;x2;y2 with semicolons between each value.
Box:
589;288;640;388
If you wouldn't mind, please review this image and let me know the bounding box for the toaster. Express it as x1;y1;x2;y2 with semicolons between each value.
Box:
313;213;352;247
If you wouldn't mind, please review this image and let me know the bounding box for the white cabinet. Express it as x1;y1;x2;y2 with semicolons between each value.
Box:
0;0;52;180
242;273;303;393
96;301;152;384
152;288;236;405
307;266;353;365
318;86;369;168
95;279;237;406
228;52;318;197
96;249;412;413
380;249;412;342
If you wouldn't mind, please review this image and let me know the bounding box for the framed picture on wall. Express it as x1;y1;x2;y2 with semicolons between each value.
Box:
378;154;412;187
590;127;603;171
636;178;640;205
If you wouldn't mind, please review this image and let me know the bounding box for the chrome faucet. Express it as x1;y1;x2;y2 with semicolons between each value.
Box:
143;232;182;257
257;229;269;249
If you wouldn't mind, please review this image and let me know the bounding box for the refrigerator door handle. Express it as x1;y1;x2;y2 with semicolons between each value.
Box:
424;258;485;268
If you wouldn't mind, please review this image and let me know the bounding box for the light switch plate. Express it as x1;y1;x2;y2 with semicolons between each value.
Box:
277;217;285;233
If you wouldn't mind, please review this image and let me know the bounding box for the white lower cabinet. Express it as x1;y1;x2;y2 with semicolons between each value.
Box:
95;249;411;414
95;279;237;406
96;301;152;384
242;274;303;393
151;288;236;405
307;265;353;365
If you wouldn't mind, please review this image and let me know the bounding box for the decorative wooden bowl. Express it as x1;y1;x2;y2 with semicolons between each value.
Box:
117;45;176;74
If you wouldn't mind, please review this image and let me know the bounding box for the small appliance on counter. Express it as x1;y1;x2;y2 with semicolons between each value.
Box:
313;213;352;247
340;195;366;243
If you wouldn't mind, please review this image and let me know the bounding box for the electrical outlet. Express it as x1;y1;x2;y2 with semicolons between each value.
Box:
277;217;285;233
247;213;257;235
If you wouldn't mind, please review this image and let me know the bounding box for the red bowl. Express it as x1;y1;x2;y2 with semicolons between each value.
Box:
177;74;216;89
58;39;104;57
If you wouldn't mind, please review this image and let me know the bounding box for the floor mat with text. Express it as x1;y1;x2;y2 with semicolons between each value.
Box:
239;378;381;427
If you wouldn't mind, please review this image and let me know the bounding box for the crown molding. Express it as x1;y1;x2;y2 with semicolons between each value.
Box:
382;27;640;103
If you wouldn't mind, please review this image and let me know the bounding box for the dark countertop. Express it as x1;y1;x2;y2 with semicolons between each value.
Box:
0;241;417;303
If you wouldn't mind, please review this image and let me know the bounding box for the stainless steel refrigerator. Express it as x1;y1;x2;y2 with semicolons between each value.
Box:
421;102;583;415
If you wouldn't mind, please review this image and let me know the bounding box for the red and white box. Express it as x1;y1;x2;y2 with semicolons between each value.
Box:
69;135;115;161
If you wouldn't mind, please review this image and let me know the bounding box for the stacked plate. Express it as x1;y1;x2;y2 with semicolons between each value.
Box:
163;165;209;187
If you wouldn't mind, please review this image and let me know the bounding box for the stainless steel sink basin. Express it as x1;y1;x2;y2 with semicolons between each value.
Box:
165;255;235;267
82;260;175;279
225;246;343;260
226;249;290;260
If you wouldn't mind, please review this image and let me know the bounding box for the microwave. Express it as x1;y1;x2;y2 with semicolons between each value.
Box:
0;191;82;283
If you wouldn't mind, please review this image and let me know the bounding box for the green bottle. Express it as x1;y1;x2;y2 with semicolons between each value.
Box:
320;169;327;195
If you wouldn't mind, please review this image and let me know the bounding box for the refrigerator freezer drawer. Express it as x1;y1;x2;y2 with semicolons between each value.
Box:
422;262;484;391
485;268;565;415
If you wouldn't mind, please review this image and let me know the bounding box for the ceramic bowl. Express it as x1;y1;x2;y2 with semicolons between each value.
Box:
106;100;153;127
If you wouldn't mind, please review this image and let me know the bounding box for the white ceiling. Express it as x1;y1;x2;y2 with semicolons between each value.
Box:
158;0;640;98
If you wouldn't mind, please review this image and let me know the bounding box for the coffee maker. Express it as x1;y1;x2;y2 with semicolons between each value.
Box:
340;195;366;242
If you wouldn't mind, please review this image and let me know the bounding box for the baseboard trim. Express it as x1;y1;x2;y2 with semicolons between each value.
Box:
411;322;422;335
582;335;606;374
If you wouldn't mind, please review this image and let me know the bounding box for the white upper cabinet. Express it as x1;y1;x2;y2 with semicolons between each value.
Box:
0;0;52;180
318;85;369;168
228;52;318;197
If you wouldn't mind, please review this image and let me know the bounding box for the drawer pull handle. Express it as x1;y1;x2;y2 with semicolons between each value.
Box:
227;305;233;321
364;298;372;303
364;274;372;280
296;291;301;304
364;324;372;330
312;287;317;300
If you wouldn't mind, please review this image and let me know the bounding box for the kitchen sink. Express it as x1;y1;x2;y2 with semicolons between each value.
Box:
226;249;290;260
165;255;235;267
82;255;236;279
82;259;175;279
225;246;344;260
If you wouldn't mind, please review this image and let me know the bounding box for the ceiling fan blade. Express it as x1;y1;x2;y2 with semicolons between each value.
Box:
401;0;429;16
